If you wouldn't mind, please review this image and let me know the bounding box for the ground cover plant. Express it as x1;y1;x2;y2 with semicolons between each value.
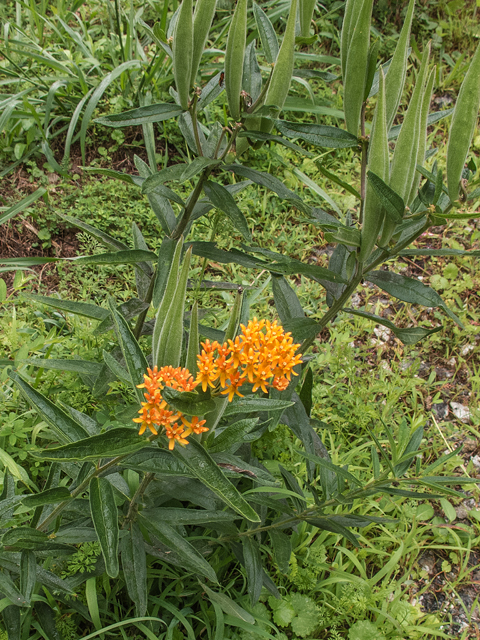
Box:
1;0;480;638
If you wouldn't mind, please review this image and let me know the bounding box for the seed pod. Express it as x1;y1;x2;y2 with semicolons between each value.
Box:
152;238;183;366
384;0;415;131
260;0;298;134
299;0;317;38
173;0;194;110
447;41;480;202
190;0;217;86
341;0;363;80
225;0;248;120
343;0;374;135
359;69;388;263
155;246;192;369
380;43;431;246
186;300;199;376
408;66;435;205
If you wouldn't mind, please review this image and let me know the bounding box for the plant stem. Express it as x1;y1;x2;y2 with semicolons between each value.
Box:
122;472;155;526
133;273;156;340
189;94;203;157
172;167;214;240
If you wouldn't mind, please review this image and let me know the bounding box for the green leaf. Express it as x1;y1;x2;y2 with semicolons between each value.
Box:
89;477;119;578
121;523;147;616
95;102;183;128
367;171;405;223
21;359;103;376
282;317;320;340
316;163;361;199
11;372;88;443
269;530;292;575
161;388;216;416
3;527;48;548
20;551;36;605
203;181;251;241
344;308;443;345
138;513;218;582
276;120;358;148
208;418;260;453
222;397;294;417
272;275;305;327
31;428;148;461
94;298;150;335
34;601;63;640
22;487;71;508
2;606;20;640
252;2;279;64
142;507;237;525
58;213;129;252
108;299;149;402
72;250;157;268
222;165;309;212
242;537;263;605
324;226;361;247
153;236;178;308
0;571;28;607
200;582;255;623
172;439;260;522
0;188;47;226
304;517;360;547
26;294;108;321
295;449;362;486
366;270;464;328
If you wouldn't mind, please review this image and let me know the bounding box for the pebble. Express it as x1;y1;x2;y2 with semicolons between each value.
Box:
471;455;480;469
450;402;471;423
350;293;361;308
461;344;474;356
374;327;391;342
455;505;469;520
432;403;449;420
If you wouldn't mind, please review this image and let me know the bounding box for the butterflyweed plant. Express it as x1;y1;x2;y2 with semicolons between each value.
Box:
2;0;480;637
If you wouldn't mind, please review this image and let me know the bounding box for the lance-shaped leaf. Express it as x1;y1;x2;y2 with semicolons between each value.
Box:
384;0;415;131
22;487;71;509
153;236;179;308
72;249;157;270
253;2;279;64
143;507;237;526
282;317;320;341
90;477;119;578
409;67;435;204
208;418;260;454
10;372;88;443
20;551;36;605
272;275;305;327
367;170;404;224
31;428;148;461
242;537;263;605
95;102;183;127
222;397;294;417
344;308;442;345
222;165;309;213
203;181;251;241
20;358;103;376
138;513;218;582
26;293;108;321
366;270;463;327
0;187;46;226
121;523;147;616
0;572;28;608
268;529;291;574
276;120;358;148
135;155;177;235
200;582;255;623
303;517;360;547
58;213;129;252
172;439;260;522
108;299;148;402
186;301;199;377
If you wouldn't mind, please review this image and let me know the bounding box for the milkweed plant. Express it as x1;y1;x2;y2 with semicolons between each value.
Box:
2;0;480;636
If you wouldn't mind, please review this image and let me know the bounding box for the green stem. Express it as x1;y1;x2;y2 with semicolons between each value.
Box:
133;272;156;340
122;472;155;527
189;94;203;157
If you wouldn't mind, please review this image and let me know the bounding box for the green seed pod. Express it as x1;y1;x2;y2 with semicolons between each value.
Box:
173;0;194;110
359;69;388;263
447;41;480;202
260;0;298;134
155;246;192;369
225;0;248;120
299;0;317;38
343;0;374;135
152;238;183;366
384;0;415;132
190;0;217;86
341;0;363;80
186;300;199;375
380;43;431;246
408;66;435;205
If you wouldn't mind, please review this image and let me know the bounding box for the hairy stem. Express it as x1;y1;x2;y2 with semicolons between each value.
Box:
122;472;155;526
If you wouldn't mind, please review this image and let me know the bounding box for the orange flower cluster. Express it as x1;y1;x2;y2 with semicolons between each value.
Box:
134;319;302;450
196;318;302;400
133;365;207;450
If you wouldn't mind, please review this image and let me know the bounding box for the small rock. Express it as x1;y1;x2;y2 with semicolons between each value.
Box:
436;367;453;380
350;293;361;308
447;357;456;367
471;455;480;469
400;359;413;371
450;402;471;423
379;361;392;373
455;505;469;520
432;403;449;420
461;344;474;356
463;439;477;453
374;327;391;342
